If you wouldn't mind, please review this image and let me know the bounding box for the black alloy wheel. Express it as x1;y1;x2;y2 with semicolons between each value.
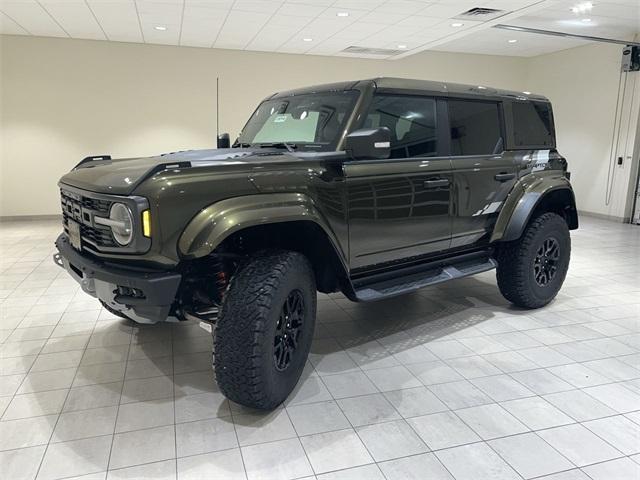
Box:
533;237;560;287
274;290;305;371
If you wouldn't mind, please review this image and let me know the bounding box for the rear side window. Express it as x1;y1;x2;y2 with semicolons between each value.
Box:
364;95;438;158
512;101;554;147
448;100;503;156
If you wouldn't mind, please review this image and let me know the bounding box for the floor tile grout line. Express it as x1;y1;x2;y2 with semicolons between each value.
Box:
104;322;134;474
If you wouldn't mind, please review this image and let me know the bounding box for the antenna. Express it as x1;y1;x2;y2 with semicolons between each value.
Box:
216;77;220;139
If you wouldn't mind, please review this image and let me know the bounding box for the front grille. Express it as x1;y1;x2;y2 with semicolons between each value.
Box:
60;189;117;249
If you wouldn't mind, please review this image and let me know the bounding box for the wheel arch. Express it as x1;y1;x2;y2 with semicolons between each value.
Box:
491;173;578;243
178;193;350;294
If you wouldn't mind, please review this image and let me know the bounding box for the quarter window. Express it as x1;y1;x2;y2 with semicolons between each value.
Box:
448;100;503;156
364;95;438;158
512;101;554;147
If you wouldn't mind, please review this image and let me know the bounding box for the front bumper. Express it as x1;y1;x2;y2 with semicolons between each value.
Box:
54;234;182;324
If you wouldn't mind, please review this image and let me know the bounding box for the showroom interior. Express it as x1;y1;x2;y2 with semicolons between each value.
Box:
1;0;640;479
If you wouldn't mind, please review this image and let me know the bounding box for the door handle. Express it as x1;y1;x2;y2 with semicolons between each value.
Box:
494;173;516;182
424;179;449;188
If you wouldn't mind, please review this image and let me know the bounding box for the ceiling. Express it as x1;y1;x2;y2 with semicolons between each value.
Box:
0;0;638;59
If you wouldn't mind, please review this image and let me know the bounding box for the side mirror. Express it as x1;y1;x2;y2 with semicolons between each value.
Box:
345;127;391;160
217;133;230;149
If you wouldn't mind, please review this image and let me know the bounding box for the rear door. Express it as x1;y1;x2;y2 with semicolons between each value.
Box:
344;94;453;270
448;99;518;249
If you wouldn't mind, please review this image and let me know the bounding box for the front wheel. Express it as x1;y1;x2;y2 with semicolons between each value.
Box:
496;212;571;309
214;250;316;410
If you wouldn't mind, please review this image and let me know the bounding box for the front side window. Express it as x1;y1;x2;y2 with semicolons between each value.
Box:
364;95;438;158
449;100;503;156
238;91;358;151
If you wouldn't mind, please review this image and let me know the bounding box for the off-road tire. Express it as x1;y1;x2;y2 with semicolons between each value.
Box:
100;300;131;320
497;212;570;309
214;250;316;410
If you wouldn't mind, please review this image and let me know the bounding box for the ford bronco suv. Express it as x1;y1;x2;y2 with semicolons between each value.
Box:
54;78;578;409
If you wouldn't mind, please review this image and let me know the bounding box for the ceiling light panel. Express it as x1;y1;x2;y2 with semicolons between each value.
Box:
40;1;105;40
88;1;142;43
0;1;67;37
0;11;28;35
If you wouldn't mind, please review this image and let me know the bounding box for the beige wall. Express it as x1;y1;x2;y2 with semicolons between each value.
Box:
1;35;529;217
526;42;640;221
2;34;637;221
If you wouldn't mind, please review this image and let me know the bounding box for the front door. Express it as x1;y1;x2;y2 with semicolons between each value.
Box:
344;94;453;270
447;99;519;249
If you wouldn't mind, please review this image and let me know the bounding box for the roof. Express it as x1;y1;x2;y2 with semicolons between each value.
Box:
269;77;548;102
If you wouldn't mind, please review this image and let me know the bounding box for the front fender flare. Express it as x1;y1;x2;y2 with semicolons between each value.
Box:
491;172;577;243
178;193;346;262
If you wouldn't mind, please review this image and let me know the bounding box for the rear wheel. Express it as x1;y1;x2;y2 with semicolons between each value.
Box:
496;212;571;309
214;250;316;410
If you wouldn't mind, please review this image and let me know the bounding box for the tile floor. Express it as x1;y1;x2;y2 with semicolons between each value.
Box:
0;217;638;480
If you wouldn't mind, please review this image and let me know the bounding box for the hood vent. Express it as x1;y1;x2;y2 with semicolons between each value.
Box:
342;46;405;56
454;7;506;21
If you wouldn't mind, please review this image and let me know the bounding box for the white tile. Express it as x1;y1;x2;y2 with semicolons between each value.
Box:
242;437;313;480
407;411;481;450
543;389;617;421
322;371;378;398
300;428;373;474
107;460;176;480
378;452;453;480
287;400;350;436
3;389;68;420
583;415;640;455
115;398;174;433
110;425;175;470
53;406;118;442
456;402;528;440
0;446;47;480
428;380;493;409
582;457;640;480
338;393;401;426
38;435;112;480
175;418;238;457
177;449;245;480
383;386;448;418
436;442;520;480
489;432;574;479
0;415;57;450
234;409;297;446
500;396;574;430
356;419;428;461
537;423;623;467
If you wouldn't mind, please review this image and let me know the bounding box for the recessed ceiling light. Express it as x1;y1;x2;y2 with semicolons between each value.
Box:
451;22;464;27
303;38;313;42
581;18;592;22
398;44;408;49
337;12;349;17
571;2;593;13
508;39;518;43
154;25;167;31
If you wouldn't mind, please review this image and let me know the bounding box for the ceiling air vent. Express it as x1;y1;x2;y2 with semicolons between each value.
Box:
454;7;507;21
342;46;405;56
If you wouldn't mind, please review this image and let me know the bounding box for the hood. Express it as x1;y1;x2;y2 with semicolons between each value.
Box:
58;148;306;195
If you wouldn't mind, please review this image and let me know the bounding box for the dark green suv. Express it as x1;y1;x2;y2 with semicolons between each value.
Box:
54;78;578;409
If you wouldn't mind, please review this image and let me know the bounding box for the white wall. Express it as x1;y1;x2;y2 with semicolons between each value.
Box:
2;34;638;222
1;35;530;217
527;42;640;221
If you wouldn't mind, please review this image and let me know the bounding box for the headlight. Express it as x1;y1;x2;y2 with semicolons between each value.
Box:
108;203;133;245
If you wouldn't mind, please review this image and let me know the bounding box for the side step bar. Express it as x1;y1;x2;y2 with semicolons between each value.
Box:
354;254;497;301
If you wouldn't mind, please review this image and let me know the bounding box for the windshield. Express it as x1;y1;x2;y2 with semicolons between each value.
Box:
237;90;359;151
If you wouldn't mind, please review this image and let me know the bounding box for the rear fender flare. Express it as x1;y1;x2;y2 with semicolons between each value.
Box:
491;173;577;243
178;193;347;265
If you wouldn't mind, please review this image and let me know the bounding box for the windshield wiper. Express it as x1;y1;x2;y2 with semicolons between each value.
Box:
255;142;298;152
